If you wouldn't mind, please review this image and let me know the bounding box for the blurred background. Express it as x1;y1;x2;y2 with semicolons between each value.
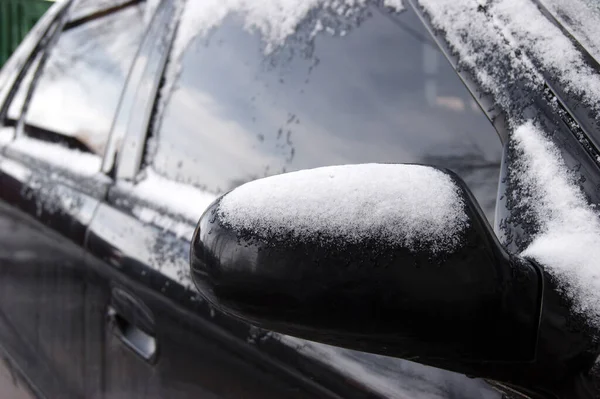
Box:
0;0;54;68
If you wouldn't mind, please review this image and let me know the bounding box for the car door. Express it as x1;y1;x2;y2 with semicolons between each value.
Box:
0;2;85;398
0;0;147;397
86;1;507;398
84;3;338;398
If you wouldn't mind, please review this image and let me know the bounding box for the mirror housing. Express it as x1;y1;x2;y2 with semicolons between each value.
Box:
190;164;542;368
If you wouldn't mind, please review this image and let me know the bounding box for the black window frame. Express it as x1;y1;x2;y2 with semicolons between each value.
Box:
103;0;177;180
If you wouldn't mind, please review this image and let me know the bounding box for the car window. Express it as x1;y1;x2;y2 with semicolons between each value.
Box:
144;2;501;223
6;52;43;122
0;6;64;145
0;52;43;145
67;0;139;22
22;3;146;157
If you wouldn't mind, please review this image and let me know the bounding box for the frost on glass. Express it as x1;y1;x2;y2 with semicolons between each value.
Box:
68;0;135;21
147;0;500;223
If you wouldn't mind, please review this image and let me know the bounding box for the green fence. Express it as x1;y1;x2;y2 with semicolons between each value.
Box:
0;0;52;67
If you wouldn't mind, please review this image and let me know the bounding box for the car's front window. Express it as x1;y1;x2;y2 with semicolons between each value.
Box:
145;2;501;223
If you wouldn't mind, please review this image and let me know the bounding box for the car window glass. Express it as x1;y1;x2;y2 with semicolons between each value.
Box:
6;52;43;122
145;3;501;223
68;0;136;21
23;3;145;157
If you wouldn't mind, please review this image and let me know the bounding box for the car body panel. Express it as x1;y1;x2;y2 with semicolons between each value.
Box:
0;153;99;398
6;0;600;398
85;202;343;398
0;2;506;398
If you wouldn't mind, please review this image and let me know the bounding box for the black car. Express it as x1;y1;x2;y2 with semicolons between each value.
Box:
1;0;600;398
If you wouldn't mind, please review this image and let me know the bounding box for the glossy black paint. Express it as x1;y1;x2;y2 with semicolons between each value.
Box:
191;168;542;364
189;163;600;399
101;1;506;397
85;202;345;398
2;0;600;399
0;155;100;398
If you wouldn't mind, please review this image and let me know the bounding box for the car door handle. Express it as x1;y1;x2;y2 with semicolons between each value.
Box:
107;287;158;363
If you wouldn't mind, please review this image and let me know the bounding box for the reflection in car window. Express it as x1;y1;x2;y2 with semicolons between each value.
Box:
24;4;145;156
6;52;43;122
68;0;135;21
148;4;501;222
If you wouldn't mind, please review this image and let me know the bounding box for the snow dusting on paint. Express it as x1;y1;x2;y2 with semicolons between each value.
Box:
0;127;14;145
418;0;540;109
418;0;600;323
540;0;600;65
418;0;600;115
277;335;501;399
132;205;195;240
512;122;600;325
492;0;600;112
9;136;101;176
128;167;217;223
218;164;468;253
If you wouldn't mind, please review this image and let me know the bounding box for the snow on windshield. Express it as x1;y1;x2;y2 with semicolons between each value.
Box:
218;164;469;253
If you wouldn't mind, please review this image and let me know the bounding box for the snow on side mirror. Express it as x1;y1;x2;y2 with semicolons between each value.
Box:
190;164;541;370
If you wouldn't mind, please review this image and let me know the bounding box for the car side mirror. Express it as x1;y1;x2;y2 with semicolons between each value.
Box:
190;164;542;375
